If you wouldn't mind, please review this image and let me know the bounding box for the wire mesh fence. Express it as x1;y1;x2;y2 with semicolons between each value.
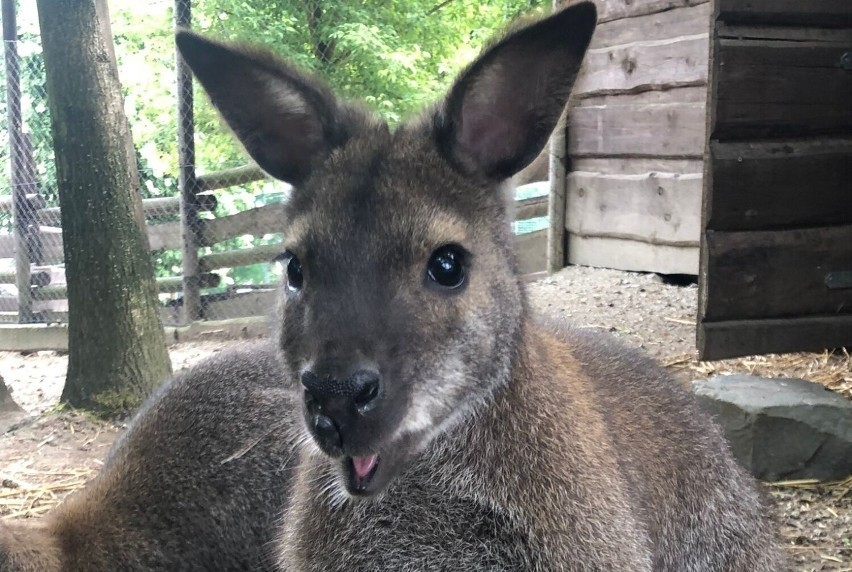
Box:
0;0;550;338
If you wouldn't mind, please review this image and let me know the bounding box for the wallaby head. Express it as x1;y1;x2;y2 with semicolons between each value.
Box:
176;2;596;499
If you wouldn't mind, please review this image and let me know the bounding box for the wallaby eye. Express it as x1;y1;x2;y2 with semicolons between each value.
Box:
427;245;465;289
285;252;303;292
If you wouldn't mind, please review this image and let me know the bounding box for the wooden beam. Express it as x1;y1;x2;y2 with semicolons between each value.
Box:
0;193;46;212
566;171;703;245
706;138;852;231
196;164;268;192
699;315;852;361
514;229;547;275
198;243;284;273
702;226;852;322
36;194;217;225
30;273;220;299
567;234;699;275
574;33;708;98
570;94;706;158
592;2;711;47
515;196;548;221
713;37;852;139
595;0;709;25
201;202;287;246
716;0;852;28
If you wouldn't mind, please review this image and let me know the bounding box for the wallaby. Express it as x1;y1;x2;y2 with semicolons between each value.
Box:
174;2;782;570
0;344;301;571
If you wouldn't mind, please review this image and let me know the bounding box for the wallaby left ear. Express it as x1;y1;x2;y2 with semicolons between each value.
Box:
435;1;597;180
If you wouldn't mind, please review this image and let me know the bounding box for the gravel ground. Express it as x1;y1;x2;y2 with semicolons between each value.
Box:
1;265;849;570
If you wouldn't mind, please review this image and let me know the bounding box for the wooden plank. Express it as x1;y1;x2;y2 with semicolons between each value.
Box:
566;171;703;245
713;38;852;139
148;220;182;251
513;229;547;275
716;0;852;28
570;96;706;158
572;157;704;175
0;317;272;352
699;315;852;361
702;226;852;322
593;0;709;25
196;164;267;192
707;138;852;231
574;34;708;98
0;193;45;212
36;194;217;225
202;289;278;321
515;196;548;221
198;243;284;273
201;202;288;246
567;234;699;275
718;24;852;44
591;2;711;48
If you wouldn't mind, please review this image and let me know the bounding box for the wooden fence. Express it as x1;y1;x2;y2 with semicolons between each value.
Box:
0;174;550;327
563;0;710;275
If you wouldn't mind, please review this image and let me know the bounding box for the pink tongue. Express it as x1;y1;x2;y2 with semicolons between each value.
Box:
352;454;379;479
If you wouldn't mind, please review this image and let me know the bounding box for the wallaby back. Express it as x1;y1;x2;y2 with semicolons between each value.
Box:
0;344;300;572
176;2;782;570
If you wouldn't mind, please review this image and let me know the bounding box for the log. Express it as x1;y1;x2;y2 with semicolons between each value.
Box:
706;138;852;231
701;226;852;322
566;171;703;245
572;157;704;175
0;270;50;286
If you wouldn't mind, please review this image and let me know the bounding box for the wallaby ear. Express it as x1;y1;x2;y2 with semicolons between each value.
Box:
435;1;597;180
175;30;361;186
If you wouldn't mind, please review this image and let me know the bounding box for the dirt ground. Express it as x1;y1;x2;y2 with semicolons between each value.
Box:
1;266;849;570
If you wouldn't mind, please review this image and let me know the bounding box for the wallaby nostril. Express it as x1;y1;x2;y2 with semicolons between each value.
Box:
353;379;380;407
350;370;383;410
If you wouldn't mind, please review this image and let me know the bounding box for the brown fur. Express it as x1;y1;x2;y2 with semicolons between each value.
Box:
2;3;782;570
0;344;301;571
174;2;782;570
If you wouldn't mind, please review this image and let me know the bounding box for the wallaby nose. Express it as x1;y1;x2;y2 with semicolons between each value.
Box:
301;369;384;413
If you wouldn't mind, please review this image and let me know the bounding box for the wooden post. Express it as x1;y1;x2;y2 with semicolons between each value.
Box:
547;113;568;274
2;0;35;322
175;0;201;323
546;0;568;274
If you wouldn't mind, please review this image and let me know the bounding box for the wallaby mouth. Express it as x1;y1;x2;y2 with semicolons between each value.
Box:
347;453;380;495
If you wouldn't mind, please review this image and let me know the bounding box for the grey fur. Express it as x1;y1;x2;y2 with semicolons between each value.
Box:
0;344;302;571
178;2;782;570
1;3;782;571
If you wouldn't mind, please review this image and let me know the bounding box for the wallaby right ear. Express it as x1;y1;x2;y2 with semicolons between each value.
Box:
434;2;597;180
175;31;361;186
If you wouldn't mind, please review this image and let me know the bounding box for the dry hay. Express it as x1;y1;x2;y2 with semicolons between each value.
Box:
663;348;852;400
0;465;96;519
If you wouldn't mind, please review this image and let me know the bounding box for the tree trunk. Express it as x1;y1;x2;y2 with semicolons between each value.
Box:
36;0;172;410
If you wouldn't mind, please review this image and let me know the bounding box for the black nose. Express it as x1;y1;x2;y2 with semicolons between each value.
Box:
301;369;383;412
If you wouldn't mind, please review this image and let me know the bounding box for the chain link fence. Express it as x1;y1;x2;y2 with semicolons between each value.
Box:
0;0;550;341
0;0;293;332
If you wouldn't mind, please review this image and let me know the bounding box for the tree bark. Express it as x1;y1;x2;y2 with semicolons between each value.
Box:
36;0;172;410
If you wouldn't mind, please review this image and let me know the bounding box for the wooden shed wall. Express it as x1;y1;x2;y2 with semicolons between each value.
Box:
565;0;710;274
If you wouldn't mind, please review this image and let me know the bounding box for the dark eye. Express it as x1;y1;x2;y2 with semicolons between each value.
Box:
427;245;465;289
286;253;303;292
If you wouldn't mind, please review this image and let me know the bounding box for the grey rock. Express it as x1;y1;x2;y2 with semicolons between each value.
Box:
692;375;852;482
